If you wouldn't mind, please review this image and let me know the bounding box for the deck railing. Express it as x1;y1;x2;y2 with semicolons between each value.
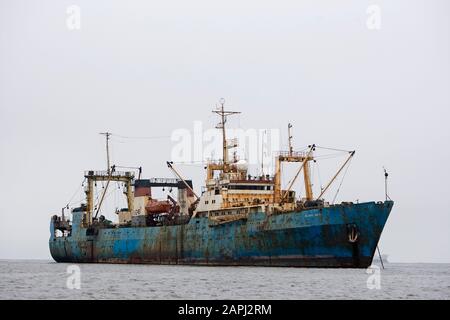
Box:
277;151;309;158
84;170;134;178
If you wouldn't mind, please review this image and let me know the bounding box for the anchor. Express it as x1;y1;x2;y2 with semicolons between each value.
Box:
348;224;359;243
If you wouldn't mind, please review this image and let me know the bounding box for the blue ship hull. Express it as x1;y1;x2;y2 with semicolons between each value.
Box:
49;201;393;268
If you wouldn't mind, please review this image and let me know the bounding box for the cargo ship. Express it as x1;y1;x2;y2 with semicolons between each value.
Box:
49;101;393;268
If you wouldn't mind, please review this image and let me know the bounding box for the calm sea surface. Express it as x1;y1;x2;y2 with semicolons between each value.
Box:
0;260;449;299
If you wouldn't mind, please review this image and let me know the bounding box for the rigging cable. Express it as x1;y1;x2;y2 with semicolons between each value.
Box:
331;157;354;204
94;185;121;215
64;178;86;208
111;133;171;140
314;152;348;160
316;161;324;193
315;146;352;153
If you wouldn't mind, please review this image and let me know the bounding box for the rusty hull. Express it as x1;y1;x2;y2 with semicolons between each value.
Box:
49;201;393;268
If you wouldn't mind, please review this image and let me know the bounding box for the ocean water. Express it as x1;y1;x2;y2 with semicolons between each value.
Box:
0;260;449;300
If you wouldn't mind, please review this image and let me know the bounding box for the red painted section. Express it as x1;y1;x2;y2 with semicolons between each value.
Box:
146;199;171;214
135;187;151;197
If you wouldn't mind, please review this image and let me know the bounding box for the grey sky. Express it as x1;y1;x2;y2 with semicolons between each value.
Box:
0;0;449;262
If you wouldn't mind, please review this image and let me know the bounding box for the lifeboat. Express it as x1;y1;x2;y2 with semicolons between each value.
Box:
145;199;171;215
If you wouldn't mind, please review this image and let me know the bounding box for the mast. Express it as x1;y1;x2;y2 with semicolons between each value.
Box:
286;123;313;201
274;121;315;203
84;168;135;223
212;99;240;173
100;132;112;173
220;101;227;166
303;160;313;200
383;167;390;201
288;123;293;156
281;145;315;202
261;129;267;176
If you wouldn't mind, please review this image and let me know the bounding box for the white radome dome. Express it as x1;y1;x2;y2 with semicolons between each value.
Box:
236;159;248;171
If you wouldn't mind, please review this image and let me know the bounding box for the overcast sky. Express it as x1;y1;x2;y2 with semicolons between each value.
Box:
1;0;449;262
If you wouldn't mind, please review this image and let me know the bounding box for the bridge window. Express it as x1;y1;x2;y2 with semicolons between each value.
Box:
228;185;273;190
